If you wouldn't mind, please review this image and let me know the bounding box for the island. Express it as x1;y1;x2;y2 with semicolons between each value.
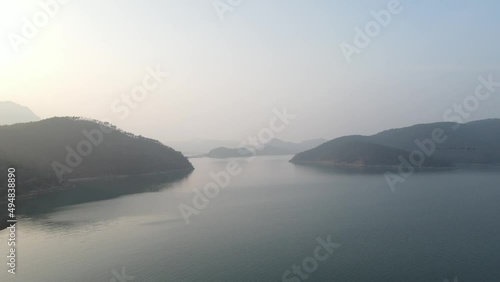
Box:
206;138;327;158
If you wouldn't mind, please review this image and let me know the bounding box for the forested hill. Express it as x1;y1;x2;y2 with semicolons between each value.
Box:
291;119;500;167
0;117;193;199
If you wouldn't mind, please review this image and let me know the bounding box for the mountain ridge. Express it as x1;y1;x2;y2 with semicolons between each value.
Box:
291;119;500;167
0;101;40;125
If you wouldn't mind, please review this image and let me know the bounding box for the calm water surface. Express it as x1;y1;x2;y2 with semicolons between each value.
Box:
1;156;500;282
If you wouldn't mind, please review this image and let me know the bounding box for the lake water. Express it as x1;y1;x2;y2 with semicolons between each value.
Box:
1;156;500;282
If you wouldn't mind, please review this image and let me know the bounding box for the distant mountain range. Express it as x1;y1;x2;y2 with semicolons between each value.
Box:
0;101;40;125
167;139;241;156
0;117;192;201
291;119;500;168
206;138;327;158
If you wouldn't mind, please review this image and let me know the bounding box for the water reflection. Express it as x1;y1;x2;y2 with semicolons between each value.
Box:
17;170;192;217
292;162;500;176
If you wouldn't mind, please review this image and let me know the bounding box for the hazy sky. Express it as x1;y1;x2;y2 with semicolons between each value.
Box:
1;0;500;143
